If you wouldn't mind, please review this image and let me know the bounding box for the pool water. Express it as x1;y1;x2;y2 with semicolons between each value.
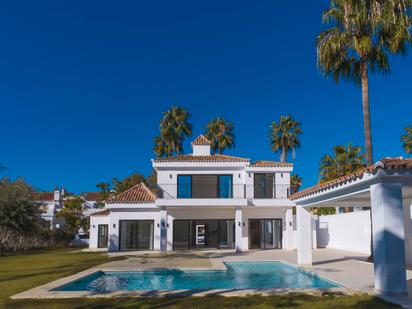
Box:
55;261;341;292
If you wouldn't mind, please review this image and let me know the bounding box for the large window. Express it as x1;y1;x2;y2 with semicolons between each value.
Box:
177;175;191;198
254;174;275;198
177;175;233;198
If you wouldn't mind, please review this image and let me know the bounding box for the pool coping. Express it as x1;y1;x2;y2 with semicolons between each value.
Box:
10;259;358;299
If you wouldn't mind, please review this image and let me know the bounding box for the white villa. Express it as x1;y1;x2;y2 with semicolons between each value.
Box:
35;188;66;230
90;135;295;252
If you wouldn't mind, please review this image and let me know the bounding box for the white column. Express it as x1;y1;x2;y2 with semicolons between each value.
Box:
108;218;119;252
297;206;312;265
370;182;407;295
160;207;168;251
235;208;245;252
284;208;294;250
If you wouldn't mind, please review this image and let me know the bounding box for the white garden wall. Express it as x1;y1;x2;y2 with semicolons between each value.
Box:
316;210;371;254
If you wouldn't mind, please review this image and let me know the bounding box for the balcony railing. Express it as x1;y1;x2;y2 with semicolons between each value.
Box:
156;184;290;199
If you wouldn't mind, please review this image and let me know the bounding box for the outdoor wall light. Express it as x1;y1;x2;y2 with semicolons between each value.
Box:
113;224;116;228
167;223;170;228
238;174;241;178
242;222;245;227
93;225;95;228
248;173;251;178
170;174;173;179
238;222;241;227
157;223;160;228
289;222;292;227
281;173;283;178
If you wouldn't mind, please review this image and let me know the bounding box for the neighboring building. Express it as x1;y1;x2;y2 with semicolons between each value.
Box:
90;135;295;252
34;188;66;230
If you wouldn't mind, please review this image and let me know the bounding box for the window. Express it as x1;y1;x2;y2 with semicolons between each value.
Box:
254;174;275;198
177;175;233;198
218;175;233;198
177;175;191;198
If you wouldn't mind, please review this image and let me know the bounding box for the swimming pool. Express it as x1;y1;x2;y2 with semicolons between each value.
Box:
55;261;341;292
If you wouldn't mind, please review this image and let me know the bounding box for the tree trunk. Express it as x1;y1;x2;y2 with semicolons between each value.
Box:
361;61;373;166
361;61;374;263
280;148;286;162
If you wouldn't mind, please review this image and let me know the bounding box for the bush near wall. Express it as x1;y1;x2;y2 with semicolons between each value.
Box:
0;227;72;253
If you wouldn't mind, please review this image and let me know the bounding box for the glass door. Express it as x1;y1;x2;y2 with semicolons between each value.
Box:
249;219;282;249
98;224;108;248
173;220;190;249
120;220;154;251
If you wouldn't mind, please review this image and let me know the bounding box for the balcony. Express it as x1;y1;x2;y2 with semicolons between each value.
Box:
156;184;290;200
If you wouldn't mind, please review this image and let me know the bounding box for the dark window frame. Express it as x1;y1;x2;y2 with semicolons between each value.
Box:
177;174;233;198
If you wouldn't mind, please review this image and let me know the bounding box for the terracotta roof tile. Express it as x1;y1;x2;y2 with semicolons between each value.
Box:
82;192;100;201
90;209;111;216
107;183;156;204
251;160;293;168
290;157;412;200
153;154;250;163
192;134;212;145
33;192;55;201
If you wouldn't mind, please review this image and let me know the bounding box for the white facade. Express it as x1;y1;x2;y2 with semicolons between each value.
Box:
89;135;294;253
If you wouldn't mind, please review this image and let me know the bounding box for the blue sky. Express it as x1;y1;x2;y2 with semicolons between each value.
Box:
0;0;411;193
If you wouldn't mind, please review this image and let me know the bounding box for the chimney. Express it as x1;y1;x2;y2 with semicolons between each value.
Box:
53;187;60;201
192;135;212;156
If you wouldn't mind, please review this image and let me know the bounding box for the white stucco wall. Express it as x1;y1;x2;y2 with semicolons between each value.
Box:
316;210;372;254
108;208;161;251
89;215;110;249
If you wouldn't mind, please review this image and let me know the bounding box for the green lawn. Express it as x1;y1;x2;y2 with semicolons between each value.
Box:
0;249;400;309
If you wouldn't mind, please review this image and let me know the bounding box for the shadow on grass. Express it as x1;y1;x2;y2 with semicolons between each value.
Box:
5;294;401;309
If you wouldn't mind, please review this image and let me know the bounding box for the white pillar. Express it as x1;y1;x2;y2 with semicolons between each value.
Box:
160;208;168;251
284;208;294;250
370;182;407;295
297;206;312;265
235;208;245;252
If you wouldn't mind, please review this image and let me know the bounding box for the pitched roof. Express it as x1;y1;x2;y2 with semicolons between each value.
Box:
82;192;100;201
33;192;55;201
192;134;212;145
153;154;250;163
290;157;412;201
251;160;293;168
107;183;156;204
90;209;111;216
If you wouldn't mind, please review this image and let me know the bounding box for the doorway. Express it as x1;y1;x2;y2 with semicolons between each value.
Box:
249;219;282;249
97;224;108;248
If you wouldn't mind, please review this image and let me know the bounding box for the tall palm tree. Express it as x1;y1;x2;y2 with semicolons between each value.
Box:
401;123;412;154
317;0;412;166
269;115;303;162
154;106;193;157
204;117;235;154
319;144;365;183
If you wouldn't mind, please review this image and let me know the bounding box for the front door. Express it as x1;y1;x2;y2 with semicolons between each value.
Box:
97;224;108;248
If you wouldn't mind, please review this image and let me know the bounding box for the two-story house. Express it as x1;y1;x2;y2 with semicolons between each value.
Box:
89;135;295;252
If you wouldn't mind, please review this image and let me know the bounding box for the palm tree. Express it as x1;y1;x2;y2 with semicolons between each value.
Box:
269;115;303;162
401;123;412;154
319;144;365;183
317;0;412;166
154;106;193;157
290;174;303;195
204;117;235;154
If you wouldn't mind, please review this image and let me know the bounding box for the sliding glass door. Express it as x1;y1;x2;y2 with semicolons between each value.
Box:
173;219;235;250
249;219;282;249
119;220;154;251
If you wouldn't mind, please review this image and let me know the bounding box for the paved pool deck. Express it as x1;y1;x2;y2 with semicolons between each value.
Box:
11;248;412;308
